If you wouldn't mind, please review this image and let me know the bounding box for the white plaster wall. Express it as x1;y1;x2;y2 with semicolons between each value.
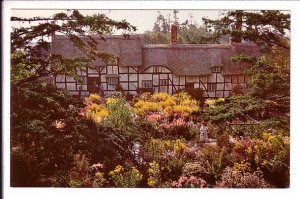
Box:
129;66;138;73
67;83;76;90
216;74;224;82
217;83;224;90
153;75;159;86
139;74;152;80
119;66;128;73
129;74;138;81
208;74;217;82
216;91;224;97
77;85;87;90
173;75;179;84
56;75;65;82
160;74;167;79
161;67;171;73
120;74;128;81
101;75;107;82
180;77;185;85
160;86;168;93
129;82;137;90
66;76;75;82
120;83;128;90
56;83;65;89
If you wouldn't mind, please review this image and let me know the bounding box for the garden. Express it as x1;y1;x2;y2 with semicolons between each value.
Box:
11;88;290;188
10;9;290;188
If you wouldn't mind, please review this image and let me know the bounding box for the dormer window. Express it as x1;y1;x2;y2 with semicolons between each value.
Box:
153;66;161;73
211;66;221;73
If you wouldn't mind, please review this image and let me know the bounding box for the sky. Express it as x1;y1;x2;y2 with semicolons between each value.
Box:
11;9;222;34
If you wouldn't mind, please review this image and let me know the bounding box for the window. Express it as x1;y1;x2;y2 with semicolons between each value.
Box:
87;77;100;93
185;82;195;90
107;77;119;85
159;79;168;85
211;66;221;73
207;83;217;92
153;66;161;73
142;80;153;88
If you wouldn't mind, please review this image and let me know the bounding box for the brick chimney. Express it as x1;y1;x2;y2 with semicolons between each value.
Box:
171;24;178;44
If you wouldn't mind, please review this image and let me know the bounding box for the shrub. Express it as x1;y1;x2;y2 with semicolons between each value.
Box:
172;176;207;188
11;82;88;186
147;161;161;187
68;153;92;187
182;162;207;178
217;167;270;188
133;92;199;118
195;145;232;184
145;139;187;162
108;165;143;188
254;132;290;187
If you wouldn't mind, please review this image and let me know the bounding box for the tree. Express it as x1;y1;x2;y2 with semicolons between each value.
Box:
11;10;136;87
203;10;290;132
203;10;290;50
10;10;137;186
140;10;216;44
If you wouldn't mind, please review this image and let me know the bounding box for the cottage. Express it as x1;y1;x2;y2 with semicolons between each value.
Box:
51;27;259;98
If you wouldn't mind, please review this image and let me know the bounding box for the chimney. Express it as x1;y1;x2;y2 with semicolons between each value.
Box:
171;24;178;44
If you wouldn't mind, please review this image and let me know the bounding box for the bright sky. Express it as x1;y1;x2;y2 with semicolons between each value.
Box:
11;9;222;34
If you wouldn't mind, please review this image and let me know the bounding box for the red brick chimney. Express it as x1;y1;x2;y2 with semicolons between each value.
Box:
171;24;178;44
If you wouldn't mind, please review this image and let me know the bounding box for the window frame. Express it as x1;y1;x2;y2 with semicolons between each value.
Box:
159;79;169;86
211;66;221;73
142;80;153;88
153;66;161;73
207;83;217;92
106;76;119;85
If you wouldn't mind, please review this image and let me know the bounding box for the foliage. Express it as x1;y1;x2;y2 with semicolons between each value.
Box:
10;82;85;186
254;132;290;187
11;10;135;87
172;176;207;188
81;94;108;123
182;162;207;178
134;92;199;140
203;10;290;50
145;139;187;162
140;11;221;44
204;96;265;123
195;145;231;184
134;92;199;117
108;165;143;188
68;153;93;187
217;167;270;188
147;161;161;187
231;132;290;187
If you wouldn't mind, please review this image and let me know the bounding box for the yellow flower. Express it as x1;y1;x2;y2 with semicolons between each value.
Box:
52;120;66;129
147;179;155;187
95;172;104;178
106;97;117;104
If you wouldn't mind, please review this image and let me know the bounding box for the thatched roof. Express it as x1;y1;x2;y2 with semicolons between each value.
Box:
142;43;260;76
51;35;142;67
51;35;259;75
